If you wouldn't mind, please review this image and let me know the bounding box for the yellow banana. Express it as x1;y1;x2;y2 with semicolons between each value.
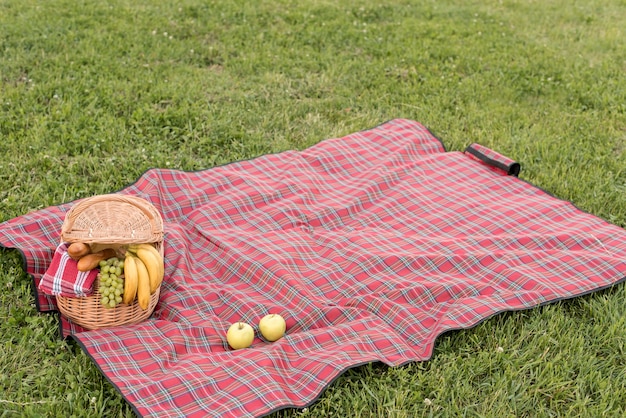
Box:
138;243;164;279
134;255;151;310
133;243;162;262
134;248;162;294
129;243;164;293
122;254;138;305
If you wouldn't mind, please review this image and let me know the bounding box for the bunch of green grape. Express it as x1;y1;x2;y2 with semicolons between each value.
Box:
98;257;125;308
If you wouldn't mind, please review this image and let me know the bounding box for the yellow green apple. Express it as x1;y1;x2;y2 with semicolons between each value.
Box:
226;322;254;349
258;313;286;342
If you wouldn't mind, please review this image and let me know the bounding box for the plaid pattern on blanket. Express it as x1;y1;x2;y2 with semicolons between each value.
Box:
2;119;626;417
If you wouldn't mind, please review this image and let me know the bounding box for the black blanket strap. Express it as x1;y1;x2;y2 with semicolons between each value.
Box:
464;143;521;177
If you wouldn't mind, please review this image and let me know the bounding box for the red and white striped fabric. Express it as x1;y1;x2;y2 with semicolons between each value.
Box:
38;243;98;297
1;119;626;417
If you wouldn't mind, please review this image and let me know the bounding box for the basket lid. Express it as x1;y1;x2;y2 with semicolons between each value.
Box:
61;194;164;244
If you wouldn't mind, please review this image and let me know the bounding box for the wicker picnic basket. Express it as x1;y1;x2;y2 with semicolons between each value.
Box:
55;194;164;330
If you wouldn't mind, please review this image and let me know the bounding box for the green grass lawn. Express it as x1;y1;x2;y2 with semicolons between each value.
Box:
1;0;625;416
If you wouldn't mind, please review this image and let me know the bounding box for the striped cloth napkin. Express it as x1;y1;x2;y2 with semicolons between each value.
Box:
38;243;98;297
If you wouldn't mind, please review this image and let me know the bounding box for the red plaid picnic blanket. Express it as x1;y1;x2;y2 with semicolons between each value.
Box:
2;119;626;417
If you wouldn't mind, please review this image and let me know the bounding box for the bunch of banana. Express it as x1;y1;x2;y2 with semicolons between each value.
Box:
123;243;164;309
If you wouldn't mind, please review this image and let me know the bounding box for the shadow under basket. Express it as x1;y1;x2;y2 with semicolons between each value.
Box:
55;194;164;330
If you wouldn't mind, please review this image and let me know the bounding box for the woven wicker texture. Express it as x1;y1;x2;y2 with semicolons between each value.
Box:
56;275;161;330
56;194;164;330
61;194;163;244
